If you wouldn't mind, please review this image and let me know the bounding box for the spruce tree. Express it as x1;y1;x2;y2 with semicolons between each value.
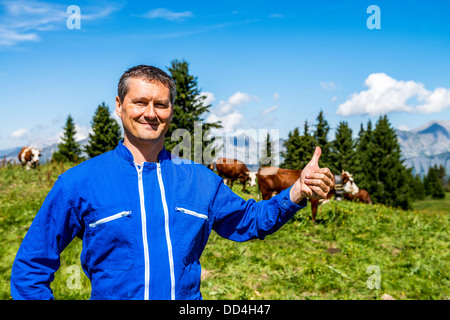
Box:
330;121;356;174
353;120;375;192
366;115;412;209
259;132;276;167
412;174;426;200
281;121;315;170
425;165;445;198
299;120;316;167
52;114;83;163
281;127;302;169
84;102;122;158
313;110;332;169
166;59;222;163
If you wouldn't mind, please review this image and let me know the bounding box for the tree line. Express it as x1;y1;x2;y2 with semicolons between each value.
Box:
52;59;446;210
276;111;447;210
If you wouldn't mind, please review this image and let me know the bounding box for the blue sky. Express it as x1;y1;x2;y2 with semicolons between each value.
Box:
1;0;450;150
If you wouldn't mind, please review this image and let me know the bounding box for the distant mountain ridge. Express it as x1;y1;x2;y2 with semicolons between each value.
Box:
397;120;450;177
2;121;449;177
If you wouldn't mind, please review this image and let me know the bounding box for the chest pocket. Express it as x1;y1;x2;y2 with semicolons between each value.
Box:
175;201;210;266
84;203;135;271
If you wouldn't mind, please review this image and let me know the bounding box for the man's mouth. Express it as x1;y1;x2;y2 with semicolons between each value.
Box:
139;122;160;129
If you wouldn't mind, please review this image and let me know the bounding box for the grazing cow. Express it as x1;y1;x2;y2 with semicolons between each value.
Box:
18;147;42;170
256;167;329;222
341;170;372;204
214;158;256;193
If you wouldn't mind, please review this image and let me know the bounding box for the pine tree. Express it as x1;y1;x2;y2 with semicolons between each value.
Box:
84;102;122;159
165;59;221;163
353;120;374;192
313;110;332;169
259;132;276;167
412;174;426;200
330;121;356;174
281;127;302;169
365;115;412;209
299;120;316;167
281;121;315;170
52;114;83;163
425;165;445;198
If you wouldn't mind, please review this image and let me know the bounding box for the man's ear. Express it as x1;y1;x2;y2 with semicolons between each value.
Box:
169;104;174;122
115;96;122;118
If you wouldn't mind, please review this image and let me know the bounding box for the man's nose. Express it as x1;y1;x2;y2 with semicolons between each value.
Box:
143;103;157;120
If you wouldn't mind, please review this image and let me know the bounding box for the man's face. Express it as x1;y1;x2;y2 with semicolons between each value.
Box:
116;77;173;144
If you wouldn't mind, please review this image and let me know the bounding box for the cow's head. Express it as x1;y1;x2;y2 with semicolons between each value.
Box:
247;171;257;187
342;170;359;195
30;148;41;167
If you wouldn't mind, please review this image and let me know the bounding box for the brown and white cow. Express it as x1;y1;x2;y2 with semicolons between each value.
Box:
18;147;42;170
342;170;372;204
256;167;332;222
214;158;256;193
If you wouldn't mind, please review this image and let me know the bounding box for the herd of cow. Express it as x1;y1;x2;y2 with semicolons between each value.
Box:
210;157;372;222
18;147;372;222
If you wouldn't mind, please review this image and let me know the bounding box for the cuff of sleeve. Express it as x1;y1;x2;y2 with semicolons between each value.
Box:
277;186;307;212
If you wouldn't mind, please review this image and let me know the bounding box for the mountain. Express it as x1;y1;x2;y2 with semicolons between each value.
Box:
396;120;450;177
1;139;89;165
2;120;449;178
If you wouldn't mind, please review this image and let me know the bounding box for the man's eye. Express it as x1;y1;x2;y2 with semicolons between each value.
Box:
136;101;147;105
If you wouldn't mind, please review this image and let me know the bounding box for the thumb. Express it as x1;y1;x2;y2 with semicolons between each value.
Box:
309;146;321;165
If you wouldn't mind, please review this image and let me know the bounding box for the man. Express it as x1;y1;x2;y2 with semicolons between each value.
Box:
11;65;333;300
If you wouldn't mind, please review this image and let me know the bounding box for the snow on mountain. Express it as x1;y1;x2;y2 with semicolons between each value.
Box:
397;120;450;177
2;120;449;177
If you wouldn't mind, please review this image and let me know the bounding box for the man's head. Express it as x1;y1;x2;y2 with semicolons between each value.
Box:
116;65;176;146
117;65;176;107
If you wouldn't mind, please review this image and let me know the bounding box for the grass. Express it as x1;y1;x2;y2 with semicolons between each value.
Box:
411;192;450;213
0;163;449;300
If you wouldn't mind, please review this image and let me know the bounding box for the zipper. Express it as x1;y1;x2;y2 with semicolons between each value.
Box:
157;162;175;300
135;164;150;300
175;207;208;220
88;211;131;228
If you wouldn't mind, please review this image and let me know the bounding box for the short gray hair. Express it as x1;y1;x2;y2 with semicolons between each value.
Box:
118;65;176;106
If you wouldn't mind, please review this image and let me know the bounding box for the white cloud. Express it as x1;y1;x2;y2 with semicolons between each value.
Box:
0;0;119;47
273;93;280;101
206;91;254;129
227;91;251;106
142;8;193;21
198;92;215;106
397;124;410;131
337;73;450;116
262;105;279;116
320;81;336;91
269;13;284;18
10;128;28;139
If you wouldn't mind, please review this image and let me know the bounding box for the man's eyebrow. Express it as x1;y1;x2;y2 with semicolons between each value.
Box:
154;99;170;105
131;96;149;101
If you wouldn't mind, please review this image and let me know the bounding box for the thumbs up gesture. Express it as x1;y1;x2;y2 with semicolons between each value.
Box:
289;146;334;204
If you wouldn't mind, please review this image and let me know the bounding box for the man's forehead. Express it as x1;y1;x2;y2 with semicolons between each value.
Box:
127;77;170;95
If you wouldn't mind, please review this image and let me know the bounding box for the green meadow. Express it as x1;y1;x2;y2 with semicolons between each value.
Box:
1;163;449;300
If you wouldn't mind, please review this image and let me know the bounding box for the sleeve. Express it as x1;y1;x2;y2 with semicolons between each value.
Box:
10;175;82;300
210;180;307;242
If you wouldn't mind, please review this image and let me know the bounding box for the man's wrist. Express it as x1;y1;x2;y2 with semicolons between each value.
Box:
289;185;305;204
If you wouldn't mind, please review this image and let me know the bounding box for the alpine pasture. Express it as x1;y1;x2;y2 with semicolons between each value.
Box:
0;162;449;300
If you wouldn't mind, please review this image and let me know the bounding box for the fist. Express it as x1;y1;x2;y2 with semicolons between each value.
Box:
290;146;334;204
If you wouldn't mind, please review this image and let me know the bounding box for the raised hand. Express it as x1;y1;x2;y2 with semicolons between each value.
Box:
289;146;334;204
